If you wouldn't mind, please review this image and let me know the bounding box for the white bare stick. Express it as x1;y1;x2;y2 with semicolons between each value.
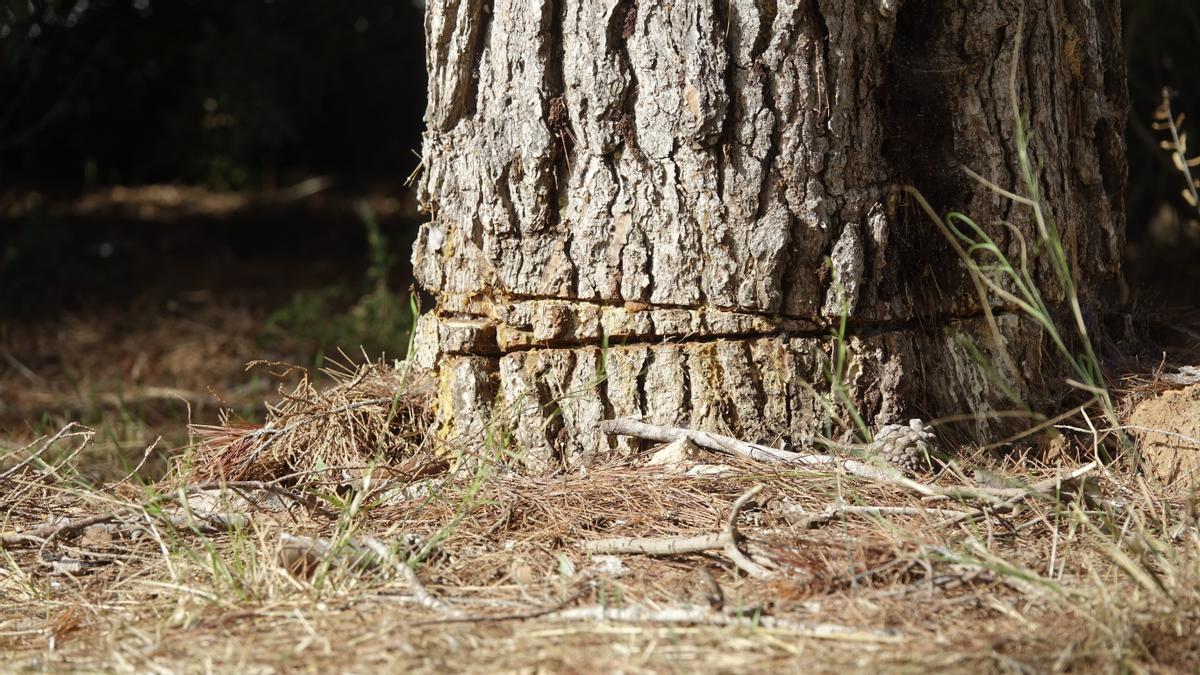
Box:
0;423;92;483
583;485;773;579
600;418;814;463
548;604;903;642
783;503;971;528
278;533;418;575
599;418;938;496
362;537;461;618
721;485;773;579
602;418;1106;508
932;462;1099;528
582;533;725;555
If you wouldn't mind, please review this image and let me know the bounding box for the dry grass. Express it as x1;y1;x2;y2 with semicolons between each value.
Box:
0;304;279;482
188;357;433;482
4;360;1200;673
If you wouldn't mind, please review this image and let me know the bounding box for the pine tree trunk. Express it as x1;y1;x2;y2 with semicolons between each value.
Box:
411;0;1127;469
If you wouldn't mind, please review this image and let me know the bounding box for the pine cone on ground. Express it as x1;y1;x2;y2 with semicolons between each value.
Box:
870;419;938;474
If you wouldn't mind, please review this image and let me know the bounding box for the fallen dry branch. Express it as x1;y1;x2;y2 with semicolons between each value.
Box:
0;480;308;549
2;513;118;548
278;532;420;575
584;532;727;556
279;532;458;616
600;418;858;466
11;510;249;552
410;586;593;626
601;419;1103;518
546;604;904;642
582;484;773;579
783;503;972;529
600;418;939;495
0;423;93;484
931;461;1099;528
361;537;460;617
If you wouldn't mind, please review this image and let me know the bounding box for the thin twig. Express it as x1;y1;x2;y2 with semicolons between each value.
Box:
600;418;938;495
783;503;971;529
931;462;1098;529
0;424;91;483
409;585;590;626
362;537;461;617
583;484;773;579
0;348;45;384
721;486;773;578
281;525;446;615
546;604;904;642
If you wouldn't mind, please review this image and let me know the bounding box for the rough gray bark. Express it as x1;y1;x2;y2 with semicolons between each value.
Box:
411;0;1127;469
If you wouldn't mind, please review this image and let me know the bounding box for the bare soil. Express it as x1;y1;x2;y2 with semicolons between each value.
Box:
1128;383;1200;485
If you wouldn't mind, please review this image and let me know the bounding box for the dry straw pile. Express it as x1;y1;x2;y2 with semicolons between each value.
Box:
189;357;434;482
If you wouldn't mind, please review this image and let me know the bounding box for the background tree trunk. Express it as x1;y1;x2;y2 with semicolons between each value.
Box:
410;0;1127;469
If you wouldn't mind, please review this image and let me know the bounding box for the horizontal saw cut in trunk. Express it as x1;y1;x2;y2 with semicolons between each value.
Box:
410;0;1127;470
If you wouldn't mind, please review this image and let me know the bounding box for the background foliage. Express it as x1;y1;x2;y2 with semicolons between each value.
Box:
0;0;426;189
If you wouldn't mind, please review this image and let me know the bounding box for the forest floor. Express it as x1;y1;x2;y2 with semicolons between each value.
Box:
5;188;1200;673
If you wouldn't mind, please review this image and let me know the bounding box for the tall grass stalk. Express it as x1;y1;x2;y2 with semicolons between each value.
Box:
904;8;1120;450
1153;87;1200;215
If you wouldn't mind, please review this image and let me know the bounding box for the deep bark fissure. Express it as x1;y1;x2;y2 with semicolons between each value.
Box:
462;0;492;120
543;353;574;450
985;20;1019;258
802;0;836;310
543;0;571;228
615;0;643;162
452;307;1029;358
678;350;694;429
743;345;770;430
772;1;808;323
711;0;734;203
634;349;651;422
881;1;960;210
750;21;787;226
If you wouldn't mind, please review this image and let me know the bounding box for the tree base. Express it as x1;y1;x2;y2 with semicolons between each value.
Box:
411;303;1048;471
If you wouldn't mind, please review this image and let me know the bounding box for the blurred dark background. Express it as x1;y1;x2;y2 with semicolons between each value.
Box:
0;0;427;325
1123;0;1200;306
0;1;429;448
0;0;424;186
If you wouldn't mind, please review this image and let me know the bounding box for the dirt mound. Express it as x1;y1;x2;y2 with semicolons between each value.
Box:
1128;383;1200;485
